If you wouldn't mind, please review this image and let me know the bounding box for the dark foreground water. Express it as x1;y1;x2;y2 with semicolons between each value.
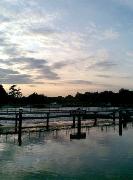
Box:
0;124;133;180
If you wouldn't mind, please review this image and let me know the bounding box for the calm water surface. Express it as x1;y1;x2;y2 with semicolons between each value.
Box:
0;124;133;180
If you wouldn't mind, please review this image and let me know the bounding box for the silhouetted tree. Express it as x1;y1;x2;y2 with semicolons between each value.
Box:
27;92;48;105
0;84;133;107
0;85;8;104
9;85;22;98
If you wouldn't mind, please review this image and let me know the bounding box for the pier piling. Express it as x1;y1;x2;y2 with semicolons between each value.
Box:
93;112;97;126
46;112;49;130
72;115;76;128
18;109;23;146
119;111;123;136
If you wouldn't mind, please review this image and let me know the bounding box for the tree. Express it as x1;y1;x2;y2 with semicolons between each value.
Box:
0;85;8;104
9;85;22;98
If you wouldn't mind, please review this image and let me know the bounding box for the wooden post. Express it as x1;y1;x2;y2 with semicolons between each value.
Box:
18;108;23;146
15;113;18;133
72;115;76;128
93;112;97;126
46;112;49;130
119;111;122;136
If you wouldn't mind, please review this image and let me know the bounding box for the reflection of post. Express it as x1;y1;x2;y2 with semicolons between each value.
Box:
119;111;122;136
119;122;122;136
125;110;130;122
123;121;127;128
18;108;23;146
15;113;18;133
113;111;115;124
77;115;81;135
46;112;49;130
72;115;76;128
70;113;86;139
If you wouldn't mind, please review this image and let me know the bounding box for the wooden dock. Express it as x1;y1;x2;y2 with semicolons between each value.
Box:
0;107;133;145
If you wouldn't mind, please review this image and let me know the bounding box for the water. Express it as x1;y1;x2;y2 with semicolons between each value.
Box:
0;123;133;180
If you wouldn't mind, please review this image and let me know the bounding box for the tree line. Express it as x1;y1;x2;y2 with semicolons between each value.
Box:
0;84;133;107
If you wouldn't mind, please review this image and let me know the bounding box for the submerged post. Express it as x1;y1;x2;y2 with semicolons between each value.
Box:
93;112;97;126
46;112;49;130
119;110;122;136
70;110;86;139
18;108;23;146
72;115;76;128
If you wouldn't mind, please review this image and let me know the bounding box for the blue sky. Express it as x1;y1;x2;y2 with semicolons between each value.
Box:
0;0;133;96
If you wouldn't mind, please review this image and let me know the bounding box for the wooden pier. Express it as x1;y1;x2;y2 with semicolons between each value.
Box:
0;107;133;144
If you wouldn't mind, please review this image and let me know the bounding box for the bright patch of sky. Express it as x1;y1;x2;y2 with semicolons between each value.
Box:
0;0;133;96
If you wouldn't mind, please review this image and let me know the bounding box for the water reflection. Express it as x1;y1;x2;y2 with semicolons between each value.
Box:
0;123;133;179
70;115;86;139
0;121;132;146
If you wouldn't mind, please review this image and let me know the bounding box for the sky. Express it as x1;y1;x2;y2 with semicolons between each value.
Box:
0;0;133;96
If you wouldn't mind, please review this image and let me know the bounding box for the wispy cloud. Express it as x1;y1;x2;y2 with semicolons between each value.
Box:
96;74;112;78
89;61;117;70
68;80;94;85
86;23;120;41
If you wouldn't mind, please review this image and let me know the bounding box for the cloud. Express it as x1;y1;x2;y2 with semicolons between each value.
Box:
68;80;94;85
84;49;118;71
0;0;129;94
86;23;120;41
19;57;60;80
89;61;117;70
52;61;72;69
0;74;32;84
0;67;37;84
96;74;112;78
0;68;19;75
30;26;59;36
96;74;132;79
0;0;61;59
36;67;60;80
2;57;60;80
0;15;11;23
64;79;117;89
102;29;120;40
